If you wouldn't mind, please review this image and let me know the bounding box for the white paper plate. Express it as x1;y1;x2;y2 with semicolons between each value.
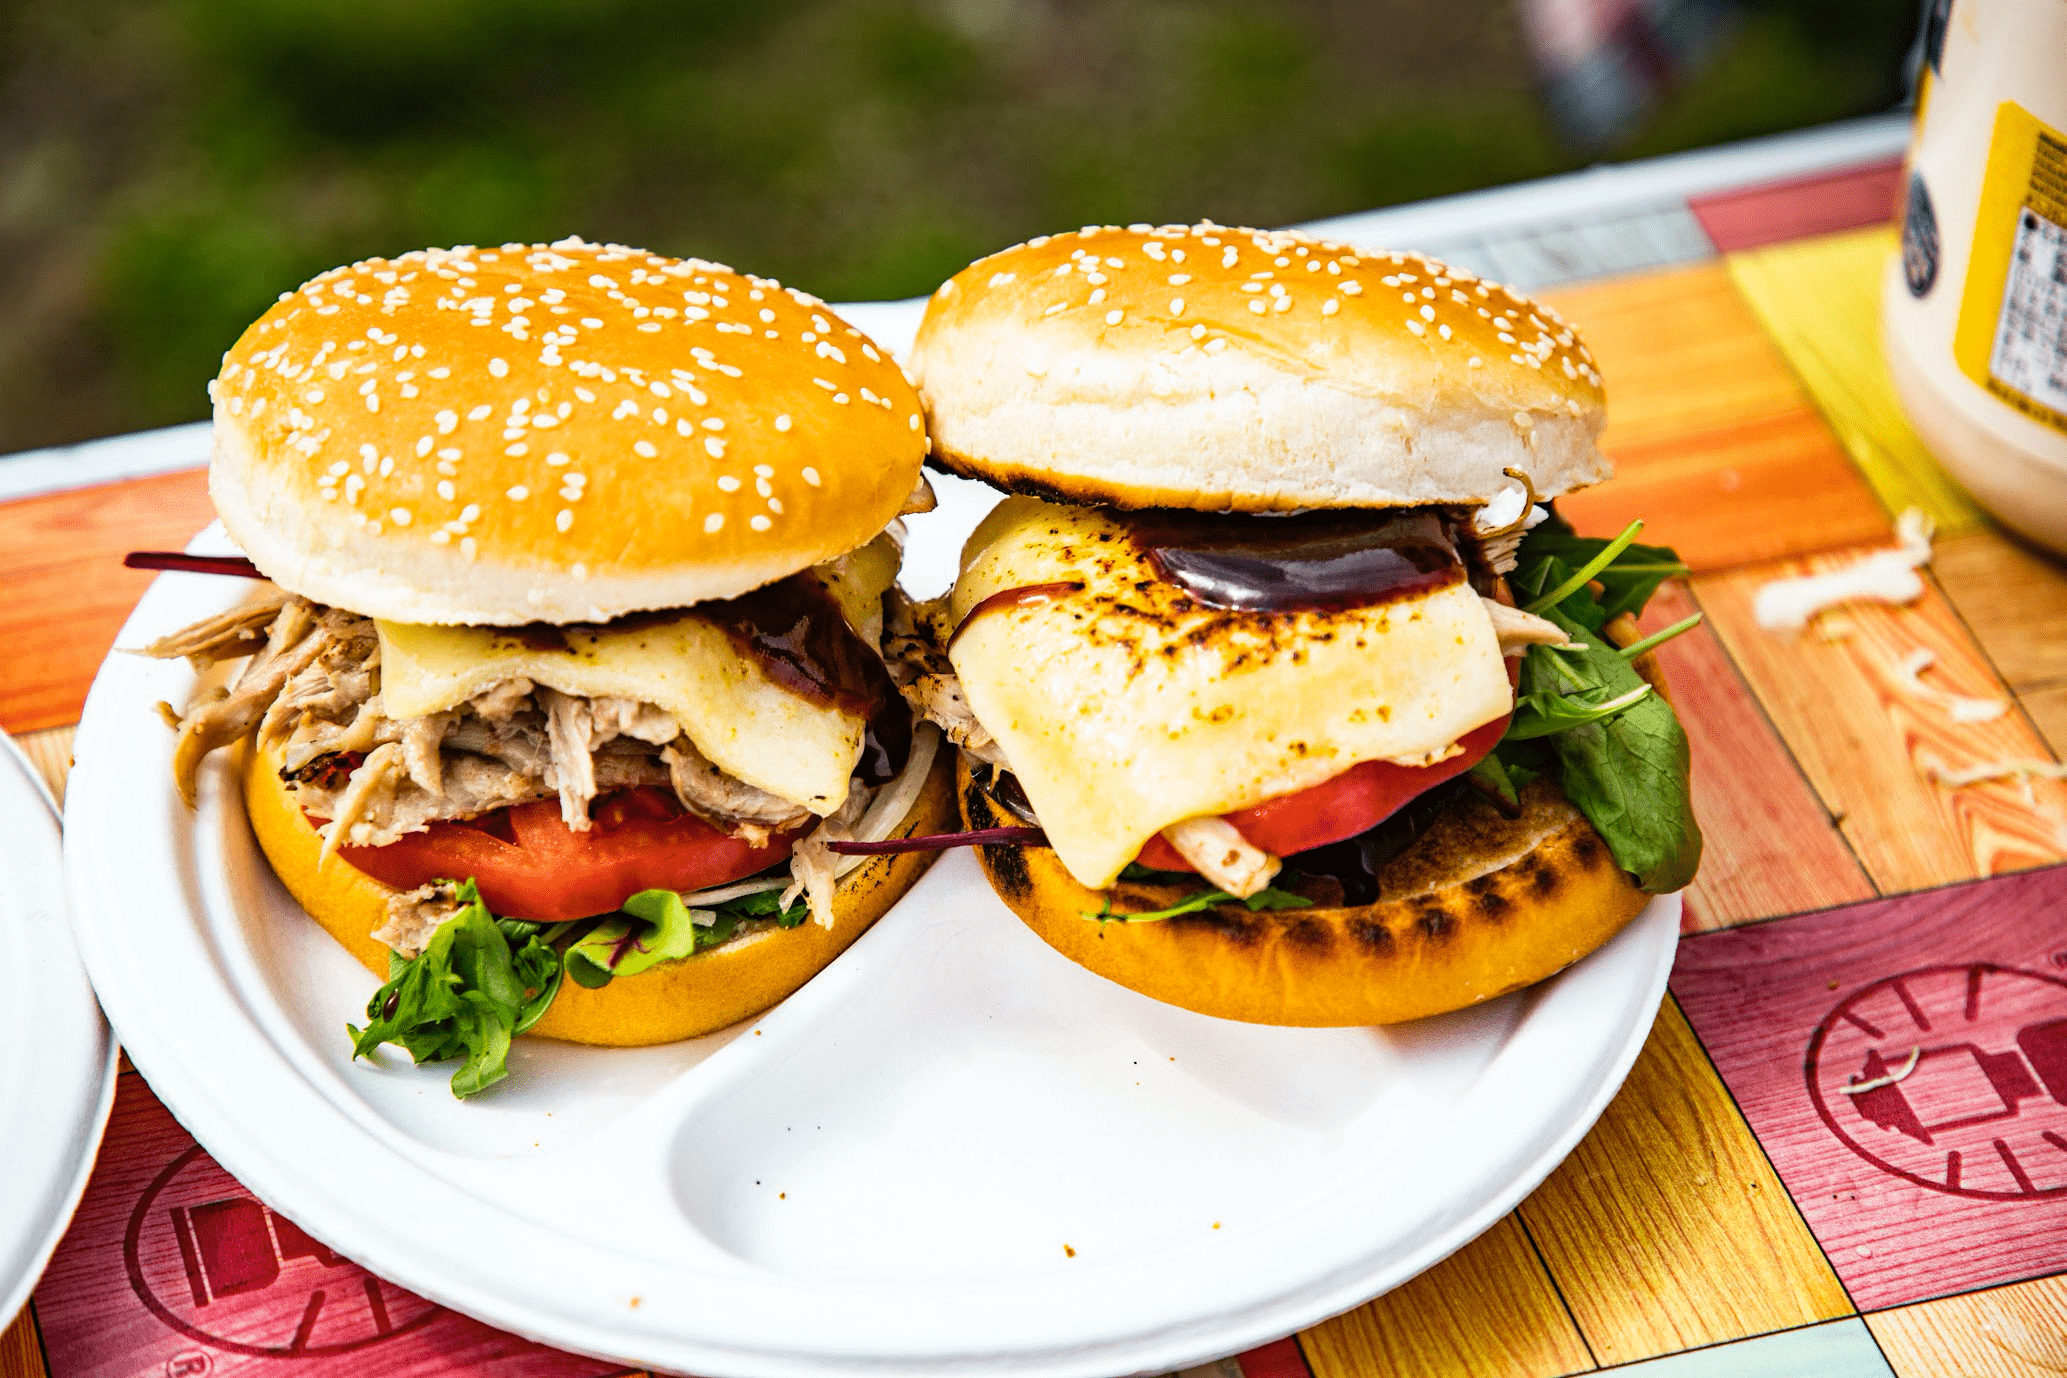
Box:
0;730;117;1332
65;485;1677;1377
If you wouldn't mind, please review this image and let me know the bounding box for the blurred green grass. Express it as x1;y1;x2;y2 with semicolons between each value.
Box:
0;0;1913;451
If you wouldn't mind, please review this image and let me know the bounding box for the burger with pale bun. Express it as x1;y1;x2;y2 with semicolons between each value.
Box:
143;239;951;1094
881;222;1701;1026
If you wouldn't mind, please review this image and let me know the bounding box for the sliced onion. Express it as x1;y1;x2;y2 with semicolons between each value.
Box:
833;721;941;879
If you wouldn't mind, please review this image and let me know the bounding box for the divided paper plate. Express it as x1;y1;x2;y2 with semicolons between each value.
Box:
62;475;1678;1377
0;730;117;1332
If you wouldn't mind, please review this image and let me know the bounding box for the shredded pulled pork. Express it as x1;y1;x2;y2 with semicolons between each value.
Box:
882;590;1007;767
781;781;873;929
374;880;469;959
146;590;816;850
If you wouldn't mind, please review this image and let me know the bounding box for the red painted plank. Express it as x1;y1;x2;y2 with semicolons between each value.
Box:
1671;864;2067;1311
1688;156;1904;254
1638;584;1876;931
34;1076;626;1376
1236;1335;1315;1378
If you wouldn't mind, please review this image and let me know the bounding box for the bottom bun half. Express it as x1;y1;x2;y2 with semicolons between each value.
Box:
243;739;956;1047
959;756;1649;1026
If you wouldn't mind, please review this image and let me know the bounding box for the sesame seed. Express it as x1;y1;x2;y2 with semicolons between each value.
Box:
468;404;492;421
1406;319;1426;336
1170;298;1185;315
508;485;530;500
546;451;569;466
1273;297;1292;313
1321;299;1339;316
776;414;793;432
1190;323;1207;339
389;507;413;526
556;509;574;533
1105;309;1124;325
488;357;508;377
718;475;741;492
833;393;849;405
705;437;726;458
634;439;657;458
1469;357;1483;367
1248;299;1267;315
460;536;478;560
437;480;456;501
1339;282;1362;296
1420;305;1435;321
802;466;821;486
704;513;724;533
750;514;772;532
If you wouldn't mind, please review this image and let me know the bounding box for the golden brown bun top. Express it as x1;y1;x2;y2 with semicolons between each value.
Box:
911;223;1609;512
210;240;926;625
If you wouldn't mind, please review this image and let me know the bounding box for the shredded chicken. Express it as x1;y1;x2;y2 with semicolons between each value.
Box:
899;474;938;515
1160;816;1280;898
373;880;468;959
782;782;873;929
1481;598;1574;656
882;589;1009;766
140;589;292;667
146;594;823;849
662;736;812;846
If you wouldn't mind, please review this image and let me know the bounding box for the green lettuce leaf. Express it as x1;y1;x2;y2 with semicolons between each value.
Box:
347;881;564;1098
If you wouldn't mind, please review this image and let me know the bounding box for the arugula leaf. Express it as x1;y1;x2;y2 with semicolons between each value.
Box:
1515;519;1688;625
1084;882;1314;923
1521;604;1703;893
347;881;564;1098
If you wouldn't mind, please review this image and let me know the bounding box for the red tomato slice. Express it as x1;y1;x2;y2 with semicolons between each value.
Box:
340;787;802;922
1134;714;1509;873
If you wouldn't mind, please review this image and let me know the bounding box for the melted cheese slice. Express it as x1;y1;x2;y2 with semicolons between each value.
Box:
948;498;1513;889
378;535;900;815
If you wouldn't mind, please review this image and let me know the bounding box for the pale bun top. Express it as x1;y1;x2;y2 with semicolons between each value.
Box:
210;239;925;625
910;223;1608;512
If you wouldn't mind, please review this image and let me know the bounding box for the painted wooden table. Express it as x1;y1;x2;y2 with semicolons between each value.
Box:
6;122;2067;1378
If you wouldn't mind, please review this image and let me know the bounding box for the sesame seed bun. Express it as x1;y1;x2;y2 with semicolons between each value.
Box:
210;240;927;625
242;736;956;1047
909;223;1608;513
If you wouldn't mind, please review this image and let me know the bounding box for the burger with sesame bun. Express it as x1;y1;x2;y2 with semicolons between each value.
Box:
879;222;1702;1027
141;239;953;1096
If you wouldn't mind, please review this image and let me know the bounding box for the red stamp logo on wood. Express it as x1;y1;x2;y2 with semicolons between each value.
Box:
1807;965;2067;1200
123;1144;439;1356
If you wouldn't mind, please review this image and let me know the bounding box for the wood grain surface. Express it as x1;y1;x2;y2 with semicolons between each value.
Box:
1637;583;1877;930
0;468;213;734
0;1311;48;1378
13;726;73;805
1672;865;2067;1312
1725;227;1984;534
1697;550;2067;892
1932;530;2067;690
1866;1275;2067;1378
1299;1213;1594;1378
1514;997;1853;1366
1543;263;1893;570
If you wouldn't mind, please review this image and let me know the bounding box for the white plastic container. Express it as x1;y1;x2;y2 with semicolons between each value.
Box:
1883;0;2067;553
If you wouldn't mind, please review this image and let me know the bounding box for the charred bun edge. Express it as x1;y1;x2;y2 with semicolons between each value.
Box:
242;737;956;1047
957;755;1648;1027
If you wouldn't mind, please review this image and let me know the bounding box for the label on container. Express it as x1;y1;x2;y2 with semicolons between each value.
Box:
1955;101;2067;436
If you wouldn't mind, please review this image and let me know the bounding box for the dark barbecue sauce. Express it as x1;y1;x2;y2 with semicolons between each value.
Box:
1127;509;1462;613
945;581;1085;655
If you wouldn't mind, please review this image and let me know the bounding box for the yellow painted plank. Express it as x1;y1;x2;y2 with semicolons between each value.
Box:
1932;529;2067;691
1300;1213;1595;1378
1868;1274;2067;1378
1516;998;1852;1366
12;724;74;806
0;1307;47;1378
1726;227;1984;533
1697;549;2067;891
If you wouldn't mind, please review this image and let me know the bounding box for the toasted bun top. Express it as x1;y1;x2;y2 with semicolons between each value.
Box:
210;240;926;625
910;223;1608;512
